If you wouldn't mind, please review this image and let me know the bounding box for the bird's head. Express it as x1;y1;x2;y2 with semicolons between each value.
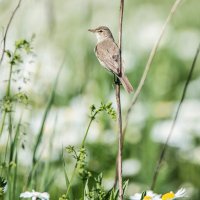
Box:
88;26;114;43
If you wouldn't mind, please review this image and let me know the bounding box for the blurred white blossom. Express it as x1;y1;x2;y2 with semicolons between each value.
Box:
130;190;161;200
20;190;49;200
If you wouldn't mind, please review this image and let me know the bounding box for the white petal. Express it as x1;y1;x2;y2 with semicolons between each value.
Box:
38;192;50;200
20;191;34;198
20;191;49;200
153;195;162;200
130;193;141;200
175;188;186;198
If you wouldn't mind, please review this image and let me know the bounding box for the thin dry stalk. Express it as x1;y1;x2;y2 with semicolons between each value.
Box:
115;84;123;200
114;0;183;186
0;0;22;66
151;42;200;190
115;0;124;199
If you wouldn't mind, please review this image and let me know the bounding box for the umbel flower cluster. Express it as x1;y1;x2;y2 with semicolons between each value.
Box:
130;188;186;200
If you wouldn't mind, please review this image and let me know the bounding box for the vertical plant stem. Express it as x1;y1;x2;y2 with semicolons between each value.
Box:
114;0;183;186
115;85;123;200
118;0;124;76
115;0;124;199
0;111;6;137
66;166;76;198
7;61;14;96
0;0;22;66
66;112;97;197
81;114;96;148
0;57;15;138
12;153;18;199
0;53;16;176
8;113;13;200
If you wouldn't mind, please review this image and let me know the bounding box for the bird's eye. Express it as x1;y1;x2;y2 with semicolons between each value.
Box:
98;30;103;33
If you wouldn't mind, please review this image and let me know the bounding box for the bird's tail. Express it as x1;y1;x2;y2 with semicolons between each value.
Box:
119;75;134;93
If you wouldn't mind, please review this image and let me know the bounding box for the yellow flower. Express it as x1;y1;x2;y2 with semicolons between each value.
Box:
144;196;152;200
162;192;175;200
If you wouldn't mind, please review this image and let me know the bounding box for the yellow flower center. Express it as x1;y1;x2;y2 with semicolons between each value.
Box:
143;196;152;200
162;192;175;200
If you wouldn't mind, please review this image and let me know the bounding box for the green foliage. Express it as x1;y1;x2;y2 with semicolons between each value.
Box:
0;95;12;112
5;38;33;66
0;92;28;112
84;176;128;200
15;39;33;53
62;103;117;199
1;37;33;110
140;191;147;200
90;102;116;120
0;37;34;199
84;174;106;200
59;194;68;200
66;146;91;180
13;92;29;105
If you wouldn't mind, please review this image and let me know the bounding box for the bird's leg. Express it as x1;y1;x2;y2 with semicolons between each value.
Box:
113;74;121;85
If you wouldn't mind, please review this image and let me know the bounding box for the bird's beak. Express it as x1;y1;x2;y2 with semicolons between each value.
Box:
88;28;96;33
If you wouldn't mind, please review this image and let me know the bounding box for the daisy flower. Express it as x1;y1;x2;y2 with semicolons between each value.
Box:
130;190;161;200
20;190;50;200
130;188;186;200
0;177;7;194
161;188;186;200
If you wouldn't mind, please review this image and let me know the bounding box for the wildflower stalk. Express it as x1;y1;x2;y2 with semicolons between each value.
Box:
0;49;16;138
0;112;6;137
65;103;116;198
0;48;17;186
114;0;183;187
0;0;22;66
12;153;18;200
114;0;124;199
6;55;15;96
81;111;98;148
66;110;98;197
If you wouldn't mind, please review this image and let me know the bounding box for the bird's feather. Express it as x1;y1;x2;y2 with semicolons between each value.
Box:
95;39;121;75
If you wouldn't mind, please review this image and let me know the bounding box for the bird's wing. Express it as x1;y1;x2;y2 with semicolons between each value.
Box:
95;40;121;75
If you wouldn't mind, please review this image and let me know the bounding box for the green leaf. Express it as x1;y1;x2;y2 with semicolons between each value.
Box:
5;50;12;58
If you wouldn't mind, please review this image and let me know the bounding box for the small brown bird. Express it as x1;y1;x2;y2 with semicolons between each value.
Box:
88;26;133;93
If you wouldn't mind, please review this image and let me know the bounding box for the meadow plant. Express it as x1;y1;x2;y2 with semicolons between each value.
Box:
61;102;117;199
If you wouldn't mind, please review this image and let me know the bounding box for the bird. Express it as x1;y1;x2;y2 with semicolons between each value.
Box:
88;26;133;93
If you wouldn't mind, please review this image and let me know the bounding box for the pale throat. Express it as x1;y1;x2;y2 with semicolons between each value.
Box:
95;33;109;43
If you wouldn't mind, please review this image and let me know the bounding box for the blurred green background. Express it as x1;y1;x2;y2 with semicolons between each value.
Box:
0;0;200;199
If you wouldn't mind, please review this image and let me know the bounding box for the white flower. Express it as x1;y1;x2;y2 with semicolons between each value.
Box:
130;188;186;200
20;190;50;200
0;177;7;193
161;188;186;200
130;190;161;200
